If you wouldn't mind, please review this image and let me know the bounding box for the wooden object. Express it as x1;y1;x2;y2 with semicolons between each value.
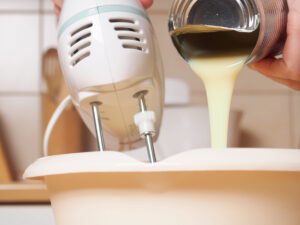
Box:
42;48;83;155
0;182;49;203
42;94;82;155
0;134;13;183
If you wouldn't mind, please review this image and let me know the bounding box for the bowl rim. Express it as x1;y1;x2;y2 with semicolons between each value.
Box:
23;148;300;180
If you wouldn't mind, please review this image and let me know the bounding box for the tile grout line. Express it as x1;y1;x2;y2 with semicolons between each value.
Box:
0;92;43;96
289;92;296;148
39;0;44;155
0;10;39;14
41;10;54;14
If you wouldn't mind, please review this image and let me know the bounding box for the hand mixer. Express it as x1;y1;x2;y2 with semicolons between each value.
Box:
43;0;164;163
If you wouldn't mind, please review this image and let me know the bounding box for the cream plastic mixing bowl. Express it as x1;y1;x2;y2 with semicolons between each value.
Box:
24;149;300;225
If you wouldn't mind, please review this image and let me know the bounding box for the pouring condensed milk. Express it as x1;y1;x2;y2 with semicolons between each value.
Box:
170;25;258;147
169;0;288;148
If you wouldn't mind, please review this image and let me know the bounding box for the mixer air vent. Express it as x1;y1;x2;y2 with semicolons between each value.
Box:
122;44;144;51
69;23;93;66
114;27;139;32
71;23;93;36
109;18;135;24
118;35;141;42
109;18;146;52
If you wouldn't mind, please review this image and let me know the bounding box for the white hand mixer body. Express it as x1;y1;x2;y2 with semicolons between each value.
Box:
55;0;164;162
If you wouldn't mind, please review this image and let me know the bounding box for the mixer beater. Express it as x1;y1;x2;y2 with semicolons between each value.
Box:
134;90;157;163
91;102;105;152
90;91;157;163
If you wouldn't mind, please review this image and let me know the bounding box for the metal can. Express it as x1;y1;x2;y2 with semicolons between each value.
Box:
168;0;289;63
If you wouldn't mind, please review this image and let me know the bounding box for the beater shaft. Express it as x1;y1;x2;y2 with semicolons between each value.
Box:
145;132;156;163
137;93;157;163
91;102;105;152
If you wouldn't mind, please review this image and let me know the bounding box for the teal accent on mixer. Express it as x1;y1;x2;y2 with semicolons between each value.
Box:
58;5;150;39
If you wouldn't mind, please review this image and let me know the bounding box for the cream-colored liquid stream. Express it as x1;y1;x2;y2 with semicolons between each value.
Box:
189;54;247;147
171;25;258;148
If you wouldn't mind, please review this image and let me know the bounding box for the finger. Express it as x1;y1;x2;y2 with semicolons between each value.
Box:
261;74;300;91
139;0;153;9
52;0;63;8
54;4;60;17
249;58;294;80
283;0;300;72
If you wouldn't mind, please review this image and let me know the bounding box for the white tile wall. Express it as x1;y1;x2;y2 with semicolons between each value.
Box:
0;0;39;11
0;14;41;93
189;92;293;148
231;94;292;148
42;0;54;11
0;95;42;178
149;13;205;93
148;0;173;12
0;2;42;180
42;13;57;52
190;92;207;105
237;67;291;93
292;94;300;148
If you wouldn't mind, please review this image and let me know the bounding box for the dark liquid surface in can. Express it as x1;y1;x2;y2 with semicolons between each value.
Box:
170;25;259;61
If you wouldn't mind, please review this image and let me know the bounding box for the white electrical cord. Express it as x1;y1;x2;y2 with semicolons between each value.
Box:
43;95;72;156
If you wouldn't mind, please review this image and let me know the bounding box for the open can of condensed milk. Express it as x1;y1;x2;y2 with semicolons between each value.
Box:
168;0;288;63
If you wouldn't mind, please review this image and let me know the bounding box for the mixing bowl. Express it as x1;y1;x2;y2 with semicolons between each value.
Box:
24;148;300;225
